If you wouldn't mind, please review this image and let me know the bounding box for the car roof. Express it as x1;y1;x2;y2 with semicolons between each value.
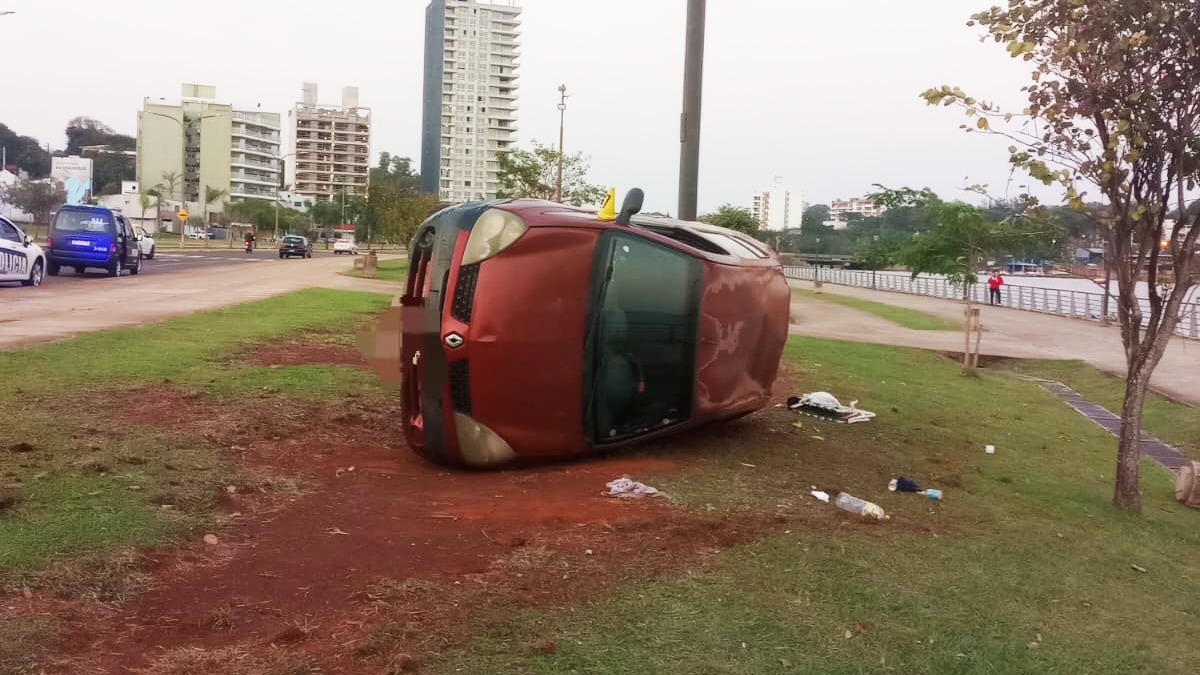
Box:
491;199;780;266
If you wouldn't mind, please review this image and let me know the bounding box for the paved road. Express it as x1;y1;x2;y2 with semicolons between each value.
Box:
0;253;401;349
35;249;347;287
789;279;1200;406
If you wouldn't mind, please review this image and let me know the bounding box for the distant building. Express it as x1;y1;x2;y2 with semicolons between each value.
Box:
421;0;522;203
137;84;282;226
751;178;797;231
829;197;884;227
284;82;372;203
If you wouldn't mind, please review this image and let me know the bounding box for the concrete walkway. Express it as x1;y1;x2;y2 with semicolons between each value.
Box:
788;279;1200;406
0;257;402;349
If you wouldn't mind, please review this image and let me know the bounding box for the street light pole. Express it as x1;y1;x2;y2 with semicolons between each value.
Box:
677;0;707;221
556;84;567;203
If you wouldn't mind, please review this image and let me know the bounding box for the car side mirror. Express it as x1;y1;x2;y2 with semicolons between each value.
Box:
22;235;32;247
616;188;644;226
136;234;144;241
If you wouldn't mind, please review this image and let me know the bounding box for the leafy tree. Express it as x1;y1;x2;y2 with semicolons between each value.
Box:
0;179;66;233
921;0;1200;511
0;123;51;177
139;192;155;232
496;141;605;206
854;238;897;288
875;187;1058;372
801;204;831;230
203;186;228;221
66;118;136;195
698;204;760;235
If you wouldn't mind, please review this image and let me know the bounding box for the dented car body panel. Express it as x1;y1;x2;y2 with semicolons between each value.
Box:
401;199;789;468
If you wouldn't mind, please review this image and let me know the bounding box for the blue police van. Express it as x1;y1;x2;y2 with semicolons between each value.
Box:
46;204;143;277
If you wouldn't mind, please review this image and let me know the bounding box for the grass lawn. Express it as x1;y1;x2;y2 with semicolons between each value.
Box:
343;257;409;282
1004;359;1200;459
434;338;1200;675
794;288;961;331
0;289;392;586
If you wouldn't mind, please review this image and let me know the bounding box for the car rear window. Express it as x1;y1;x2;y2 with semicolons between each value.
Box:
53;210;114;233
283;236;303;244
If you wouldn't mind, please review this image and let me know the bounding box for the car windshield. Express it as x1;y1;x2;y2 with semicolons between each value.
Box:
586;233;702;442
53;210;113;233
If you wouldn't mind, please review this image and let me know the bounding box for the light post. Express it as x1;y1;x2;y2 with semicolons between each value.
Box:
146;108;225;247
273;152;296;241
556;84;567;203
677;0;707;221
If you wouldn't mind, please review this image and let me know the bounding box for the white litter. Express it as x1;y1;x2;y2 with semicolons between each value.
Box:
787;391;876;424
605;476;662;499
811;490;831;503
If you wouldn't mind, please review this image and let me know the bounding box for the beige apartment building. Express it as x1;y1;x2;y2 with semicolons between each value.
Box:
284;83;371;203
136;84;281;223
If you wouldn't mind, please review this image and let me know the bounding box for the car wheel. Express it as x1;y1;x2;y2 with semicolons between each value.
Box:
22;259;44;287
74;266;85;274
306;251;312;258
146;245;155;260
109;259;122;277
130;255;141;276
279;253;285;258
47;261;60;276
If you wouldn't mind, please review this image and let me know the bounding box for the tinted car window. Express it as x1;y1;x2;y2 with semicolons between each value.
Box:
589;234;702;441
53;210;114;233
283;236;304;244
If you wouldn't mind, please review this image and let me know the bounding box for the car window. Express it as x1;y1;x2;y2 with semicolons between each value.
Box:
694;230;769;259
53;210;114;233
589;233;702;442
0;220;20;243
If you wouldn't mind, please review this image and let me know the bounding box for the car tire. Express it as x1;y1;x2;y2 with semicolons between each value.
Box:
146;246;155;260
74;266;85;274
47;261;60;276
306;251;312;258
279;253;285;259
130;255;141;276
108;258;122;277
22;259;44;287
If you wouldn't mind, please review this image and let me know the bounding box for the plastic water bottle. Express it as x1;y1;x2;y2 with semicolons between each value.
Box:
834;492;890;522
923;489;943;500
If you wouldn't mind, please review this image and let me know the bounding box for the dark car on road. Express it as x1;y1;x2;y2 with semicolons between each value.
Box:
278;235;313;259
46;205;142;277
401;191;791;468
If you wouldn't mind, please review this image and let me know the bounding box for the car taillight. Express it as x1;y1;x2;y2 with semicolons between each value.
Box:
46;236;53;247
109;243;117;254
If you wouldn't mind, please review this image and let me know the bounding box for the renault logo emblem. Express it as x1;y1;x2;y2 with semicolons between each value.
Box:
444;332;464;348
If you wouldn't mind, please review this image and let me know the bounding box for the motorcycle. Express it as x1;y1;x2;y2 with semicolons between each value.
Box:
244;239;254;253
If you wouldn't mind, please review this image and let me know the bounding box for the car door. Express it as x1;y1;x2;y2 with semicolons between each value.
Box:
0;218;29;282
117;217;136;265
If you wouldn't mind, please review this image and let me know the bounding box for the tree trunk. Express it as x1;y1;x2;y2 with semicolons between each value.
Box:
1114;368;1149;511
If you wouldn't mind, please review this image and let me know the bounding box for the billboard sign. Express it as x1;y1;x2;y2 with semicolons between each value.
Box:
50;156;94;205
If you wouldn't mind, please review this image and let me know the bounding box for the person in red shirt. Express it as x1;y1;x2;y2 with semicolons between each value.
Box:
987;270;1004;305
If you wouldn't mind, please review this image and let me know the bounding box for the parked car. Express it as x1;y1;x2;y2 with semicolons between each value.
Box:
46;205;142;277
136;227;156;259
0;216;46;287
333;239;359;255
400;191;791;468
278;235;313;259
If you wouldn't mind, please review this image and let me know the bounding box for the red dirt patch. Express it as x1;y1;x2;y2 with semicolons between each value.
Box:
253;341;367;368
40;369;812;673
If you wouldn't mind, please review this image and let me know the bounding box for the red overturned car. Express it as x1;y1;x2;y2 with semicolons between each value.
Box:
401;189;791;468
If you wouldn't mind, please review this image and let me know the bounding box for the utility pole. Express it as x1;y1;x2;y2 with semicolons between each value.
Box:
556;84;567;203
677;0;707;221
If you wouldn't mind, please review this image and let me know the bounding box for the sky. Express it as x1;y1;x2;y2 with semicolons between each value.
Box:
0;0;1055;214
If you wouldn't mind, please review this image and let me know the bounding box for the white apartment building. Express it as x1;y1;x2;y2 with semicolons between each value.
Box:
751;178;797;231
285;83;372;203
829;197;884;226
137;84;281;224
421;0;522;203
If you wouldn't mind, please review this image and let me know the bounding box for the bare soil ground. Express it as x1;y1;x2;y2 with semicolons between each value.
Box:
7;346;803;674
